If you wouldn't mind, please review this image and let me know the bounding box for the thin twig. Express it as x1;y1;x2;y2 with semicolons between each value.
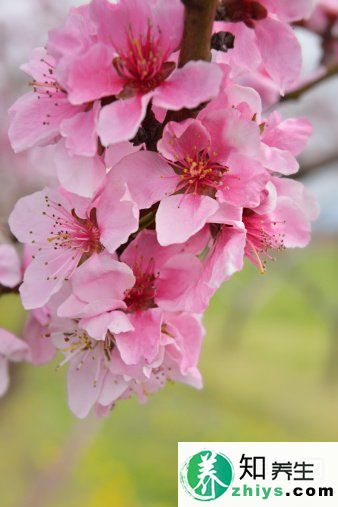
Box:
0;284;20;297
295;153;338;180
281;63;338;102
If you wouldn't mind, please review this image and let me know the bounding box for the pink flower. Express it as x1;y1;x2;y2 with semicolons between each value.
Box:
214;0;308;92
9;181;138;309
243;177;319;272
48;0;223;145
54;138;141;198
194;208;247;295
260;112;312;175
0;244;22;288
4;0;320;419
105;103;269;246
51;310;204;418
0;329;29;396
52;141;106;198
23;310;56;366
259;0;314;23
58;229;207;347
8;47;100;157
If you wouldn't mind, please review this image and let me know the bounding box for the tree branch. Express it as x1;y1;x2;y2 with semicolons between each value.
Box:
0;284;20;297
281;63;338;102
294;153;338;179
179;0;220;67
152;0;220;140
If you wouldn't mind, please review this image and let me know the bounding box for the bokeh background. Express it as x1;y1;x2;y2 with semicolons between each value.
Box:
0;1;337;506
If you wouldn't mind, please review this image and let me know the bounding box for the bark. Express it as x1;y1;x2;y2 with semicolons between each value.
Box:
179;0;220;67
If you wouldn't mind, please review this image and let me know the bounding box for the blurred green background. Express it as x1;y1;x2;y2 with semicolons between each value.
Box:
0;237;337;507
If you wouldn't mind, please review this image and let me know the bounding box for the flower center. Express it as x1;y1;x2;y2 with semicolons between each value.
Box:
173;151;227;197
114;24;175;95
124;256;158;311
243;209;286;272
29;58;68;128
57;329;111;386
30;58;66;98
44;197;102;255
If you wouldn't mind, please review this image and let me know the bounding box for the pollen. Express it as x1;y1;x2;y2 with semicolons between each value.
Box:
172;148;228;197
114;23;175;95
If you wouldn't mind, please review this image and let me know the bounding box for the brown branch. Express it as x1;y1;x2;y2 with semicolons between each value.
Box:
294;153;338;180
281;63;338;102
160;1;220;131
0;284;20;297
179;0;219;67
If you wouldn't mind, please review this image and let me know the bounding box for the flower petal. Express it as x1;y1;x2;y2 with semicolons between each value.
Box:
98;94;152;146
109;151;176;209
156;194;219;246
153;61;223;111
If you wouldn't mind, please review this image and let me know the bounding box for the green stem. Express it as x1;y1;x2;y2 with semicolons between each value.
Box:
138;211;156;231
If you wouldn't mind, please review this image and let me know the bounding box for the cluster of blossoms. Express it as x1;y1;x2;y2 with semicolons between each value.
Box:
1;0;319;418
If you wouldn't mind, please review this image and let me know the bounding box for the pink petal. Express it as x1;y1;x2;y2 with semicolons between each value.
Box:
271;198;313;248
67;346;102;418
109;151;176;209
20;250;82;310
97;178;139;253
225;83;262;121
156;194;219;246
217;153;268;208
152;0;184;52
55;142;106;198
213;21;262;74
0;328;29;360
9;188;71;244
262;113;312;156
47;5;94;59
255;16;302;92
166;314;204;374
208;202;243;226
105;142;141;167
0;245;21;288
98;371;128;406
261;0;314;22
71;253;135;302
202;108;261;163
90;0;153;49
203;226;246;291
58;293;90;318
0;358;9;397
115;308;163;365
158;119;210;162
20;47;56;81
64;43;123;105
153;61;223;111
23;314;55;365
120;229;172;269
97;93;152;146
0;328;28;396
81;311;134;341
260;144;299;175
156;253;207;312
8;93;80;153
60;102;100;157
272;177;319;222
